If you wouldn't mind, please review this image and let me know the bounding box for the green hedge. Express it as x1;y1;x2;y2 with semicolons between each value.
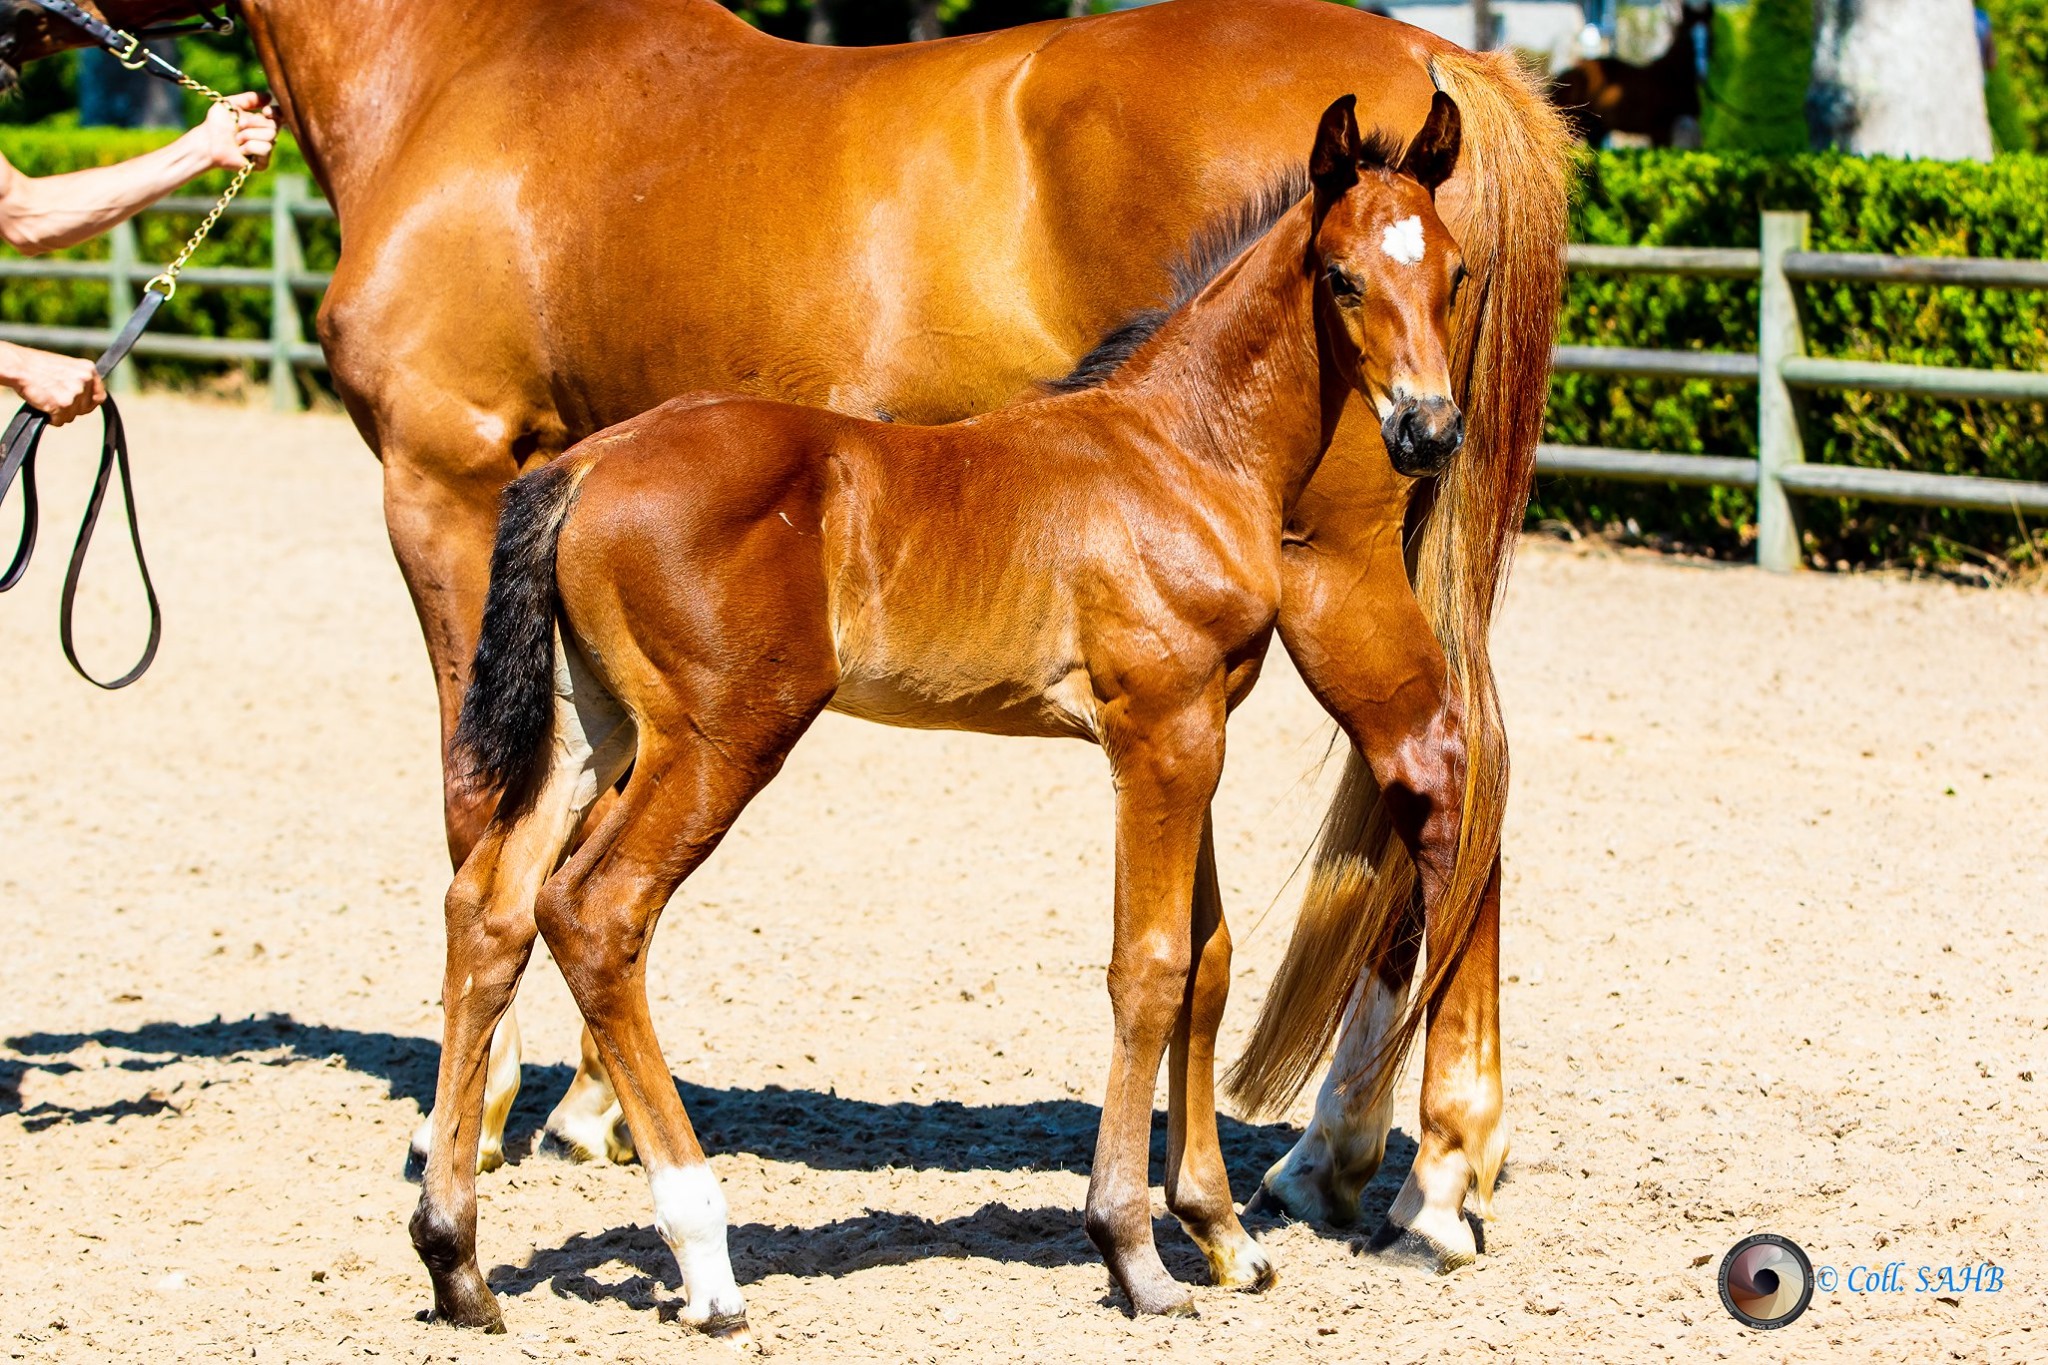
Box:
6;130;2047;567
1550;151;2048;568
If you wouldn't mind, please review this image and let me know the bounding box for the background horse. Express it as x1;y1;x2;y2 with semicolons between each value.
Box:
1551;0;1713;146
417;93;1469;1337
0;0;1569;1276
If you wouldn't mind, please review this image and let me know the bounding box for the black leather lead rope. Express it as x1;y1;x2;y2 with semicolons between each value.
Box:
1;290;167;689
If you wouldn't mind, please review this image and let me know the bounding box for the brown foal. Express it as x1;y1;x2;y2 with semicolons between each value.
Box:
411;95;1469;1337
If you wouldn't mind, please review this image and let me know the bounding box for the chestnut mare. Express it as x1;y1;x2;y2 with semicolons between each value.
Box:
2;0;1567;1292
422;94;1469;1336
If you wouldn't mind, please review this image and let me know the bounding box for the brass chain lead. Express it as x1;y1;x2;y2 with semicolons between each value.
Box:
135;52;257;301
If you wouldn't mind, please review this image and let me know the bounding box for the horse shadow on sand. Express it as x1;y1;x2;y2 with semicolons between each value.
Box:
3;1012;1429;1290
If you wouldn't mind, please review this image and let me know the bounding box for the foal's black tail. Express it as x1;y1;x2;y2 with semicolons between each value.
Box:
451;459;584;803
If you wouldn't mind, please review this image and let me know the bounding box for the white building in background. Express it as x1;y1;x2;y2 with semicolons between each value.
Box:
1385;0;1590;66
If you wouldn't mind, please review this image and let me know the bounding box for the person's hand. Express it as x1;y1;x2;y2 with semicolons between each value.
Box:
7;348;105;426
194;93;280;172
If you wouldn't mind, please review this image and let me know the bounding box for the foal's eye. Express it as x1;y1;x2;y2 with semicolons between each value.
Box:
1450;263;1469;306
1325;264;1362;302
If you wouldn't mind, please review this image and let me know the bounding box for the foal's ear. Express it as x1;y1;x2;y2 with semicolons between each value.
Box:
1399;91;1462;194
1311;94;1363;202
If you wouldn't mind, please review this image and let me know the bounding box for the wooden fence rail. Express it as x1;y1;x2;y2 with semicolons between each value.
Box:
4;193;2046;569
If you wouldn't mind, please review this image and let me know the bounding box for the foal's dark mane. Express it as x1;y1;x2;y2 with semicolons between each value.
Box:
1046;129;1402;393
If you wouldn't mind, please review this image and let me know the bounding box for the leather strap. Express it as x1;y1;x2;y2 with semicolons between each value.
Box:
0;291;168;689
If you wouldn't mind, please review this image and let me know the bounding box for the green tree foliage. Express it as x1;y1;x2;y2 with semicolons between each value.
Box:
1984;0;2048;151
1700;0;1814;154
1544;150;2048;568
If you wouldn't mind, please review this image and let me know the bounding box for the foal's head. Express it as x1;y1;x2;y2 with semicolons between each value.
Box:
1308;92;1466;479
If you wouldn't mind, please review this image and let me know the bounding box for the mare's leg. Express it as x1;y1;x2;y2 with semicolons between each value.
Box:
1087;693;1227;1317
379;430;629;1176
408;652;634;1329
1371;857;1500;1269
1250;908;1419;1225
542;1022;635;1165
1262;418;1504;1269
1163;815;1273;1291
407;1012;522;1179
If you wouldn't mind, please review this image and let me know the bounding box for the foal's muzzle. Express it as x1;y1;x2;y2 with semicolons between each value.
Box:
1381;395;1465;478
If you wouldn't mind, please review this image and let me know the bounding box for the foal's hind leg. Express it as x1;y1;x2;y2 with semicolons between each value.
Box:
538;689;827;1341
1163;815;1273;1291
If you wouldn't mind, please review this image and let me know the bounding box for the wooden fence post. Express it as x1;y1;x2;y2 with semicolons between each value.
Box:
1756;211;1809;572
106;217;139;397
270;174;308;412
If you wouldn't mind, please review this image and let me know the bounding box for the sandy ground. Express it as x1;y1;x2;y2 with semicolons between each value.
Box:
2;396;2045;1363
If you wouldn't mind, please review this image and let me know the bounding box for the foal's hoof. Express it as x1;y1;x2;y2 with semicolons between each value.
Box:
402;1143;428;1184
428;1286;506;1333
1199;1231;1278;1292
1365;1220;1475;1275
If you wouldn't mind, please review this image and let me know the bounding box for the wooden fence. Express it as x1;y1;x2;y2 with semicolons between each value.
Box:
5;193;2047;571
1546;210;2048;570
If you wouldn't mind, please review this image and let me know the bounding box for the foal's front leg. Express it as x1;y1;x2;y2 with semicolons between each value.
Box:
1087;695;1227;1316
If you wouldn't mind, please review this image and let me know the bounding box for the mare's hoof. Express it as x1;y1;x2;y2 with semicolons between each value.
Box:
539;1119;636;1166
698;1310;756;1349
1123;1285;1198;1318
1365;1220;1475;1275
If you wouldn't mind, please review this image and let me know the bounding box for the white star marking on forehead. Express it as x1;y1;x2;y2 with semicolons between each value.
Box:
1381;215;1425;266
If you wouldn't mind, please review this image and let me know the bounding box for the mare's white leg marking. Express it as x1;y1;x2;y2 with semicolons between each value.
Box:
1381;215;1425;265
408;997;525;1177
649;1164;747;1327
477;1008;523;1172
1258;972;1402;1223
544;1031;636;1165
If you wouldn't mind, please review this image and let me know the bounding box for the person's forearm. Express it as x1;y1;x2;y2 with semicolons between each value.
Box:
0;339;45;389
0;133;218;256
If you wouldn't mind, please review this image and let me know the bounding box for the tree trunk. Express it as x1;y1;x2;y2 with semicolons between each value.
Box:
1809;0;1992;158
805;0;835;45
1472;0;1495;49
910;0;942;42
